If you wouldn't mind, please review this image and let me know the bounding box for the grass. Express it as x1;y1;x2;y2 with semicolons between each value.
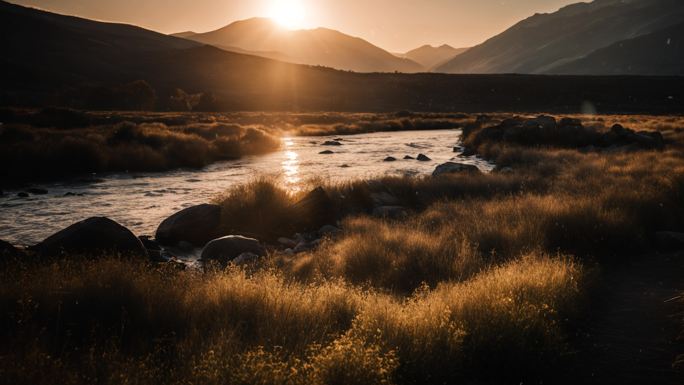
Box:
0;120;280;185
0;255;580;385
1;112;683;384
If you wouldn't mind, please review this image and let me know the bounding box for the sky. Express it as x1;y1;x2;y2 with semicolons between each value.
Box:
10;0;580;52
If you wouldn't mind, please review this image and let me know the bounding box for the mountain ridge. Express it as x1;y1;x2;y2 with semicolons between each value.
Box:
178;17;424;73
436;0;684;75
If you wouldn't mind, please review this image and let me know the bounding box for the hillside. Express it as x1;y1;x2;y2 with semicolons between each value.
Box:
180;18;424;73
401;44;468;70
0;1;682;113
436;0;684;74
552;22;684;75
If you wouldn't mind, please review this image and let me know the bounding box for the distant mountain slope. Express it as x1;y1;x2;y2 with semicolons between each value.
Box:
551;22;684;75
171;31;198;39
436;0;684;74
182;18;424;73
1;1;682;114
401;45;468;70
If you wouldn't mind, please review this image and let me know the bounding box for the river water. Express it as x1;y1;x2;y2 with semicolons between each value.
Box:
0;129;492;246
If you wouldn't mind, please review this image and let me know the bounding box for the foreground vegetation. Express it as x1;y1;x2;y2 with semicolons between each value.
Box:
1;112;683;384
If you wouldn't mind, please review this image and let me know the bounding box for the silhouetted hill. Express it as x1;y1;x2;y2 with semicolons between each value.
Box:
181;18;424;73
552;22;684;75
1;1;682;114
401;45;468;70
171;31;198;39
436;0;684;74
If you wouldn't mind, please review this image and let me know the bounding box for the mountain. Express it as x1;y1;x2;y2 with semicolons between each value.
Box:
400;45;468;70
436;0;684;74
171;31;198;39
1;1;681;114
552;21;684;75
179;18;424;73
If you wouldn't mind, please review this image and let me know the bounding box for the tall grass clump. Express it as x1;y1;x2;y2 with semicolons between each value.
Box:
0;254;583;385
0;121;280;184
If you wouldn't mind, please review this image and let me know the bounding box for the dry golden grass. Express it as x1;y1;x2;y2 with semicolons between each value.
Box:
0;255;580;385
1;112;683;384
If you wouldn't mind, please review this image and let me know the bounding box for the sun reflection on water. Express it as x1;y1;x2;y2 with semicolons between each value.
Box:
282;138;301;188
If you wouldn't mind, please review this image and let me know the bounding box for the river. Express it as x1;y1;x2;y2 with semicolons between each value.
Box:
0;129;492;245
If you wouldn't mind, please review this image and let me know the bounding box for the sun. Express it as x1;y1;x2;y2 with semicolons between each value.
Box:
268;0;307;29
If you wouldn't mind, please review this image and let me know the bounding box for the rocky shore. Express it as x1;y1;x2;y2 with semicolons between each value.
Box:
3;115;676;266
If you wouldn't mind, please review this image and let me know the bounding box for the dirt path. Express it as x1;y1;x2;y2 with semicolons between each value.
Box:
577;251;683;384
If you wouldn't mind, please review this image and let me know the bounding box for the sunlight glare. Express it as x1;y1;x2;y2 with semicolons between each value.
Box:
268;0;307;29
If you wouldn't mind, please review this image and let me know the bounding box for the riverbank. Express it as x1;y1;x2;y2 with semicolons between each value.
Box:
1;113;683;384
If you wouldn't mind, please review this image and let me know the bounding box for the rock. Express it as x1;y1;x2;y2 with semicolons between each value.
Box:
322;141;342;146
139;235;162;251
432;162;480;177
0;239;22;260
370;191;401;207
372;206;408;219
27;188;48;195
155;204;221;247
293;241;313;253
340;164;351;168
233;252;260;265
200;235;266;265
452;146;461;153
17;192;29;198
524;115;557;130
139;236;164;262
384;156;397;162
319;150;335;154
290;187;336;230
178;241;195;252
416;154;431;162
655;231;684;251
604;124;665;150
318;225;342;237
559;117;582;127
496;166;514;174
34;217;147;258
403;155;415;160
278;237;298;248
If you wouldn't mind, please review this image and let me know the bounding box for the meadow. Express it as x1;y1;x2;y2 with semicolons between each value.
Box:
1;112;683;384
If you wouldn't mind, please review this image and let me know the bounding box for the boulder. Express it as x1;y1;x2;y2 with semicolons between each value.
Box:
139;236;164;262
417;154;431;161
319;150;335;154
403;155;415;160
432;162;480;177
524;115;557;130
0;239;22;260
322;141;342;146
384;156;397;162
155;204;221;247
278;237;298;248
233;252;261;265
201;236;266;265
17;192;29;198
603;124;665;150
559;117;582;128
34;217;147;258
373;206;408;219
319;225;342;237
655;231;684;251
